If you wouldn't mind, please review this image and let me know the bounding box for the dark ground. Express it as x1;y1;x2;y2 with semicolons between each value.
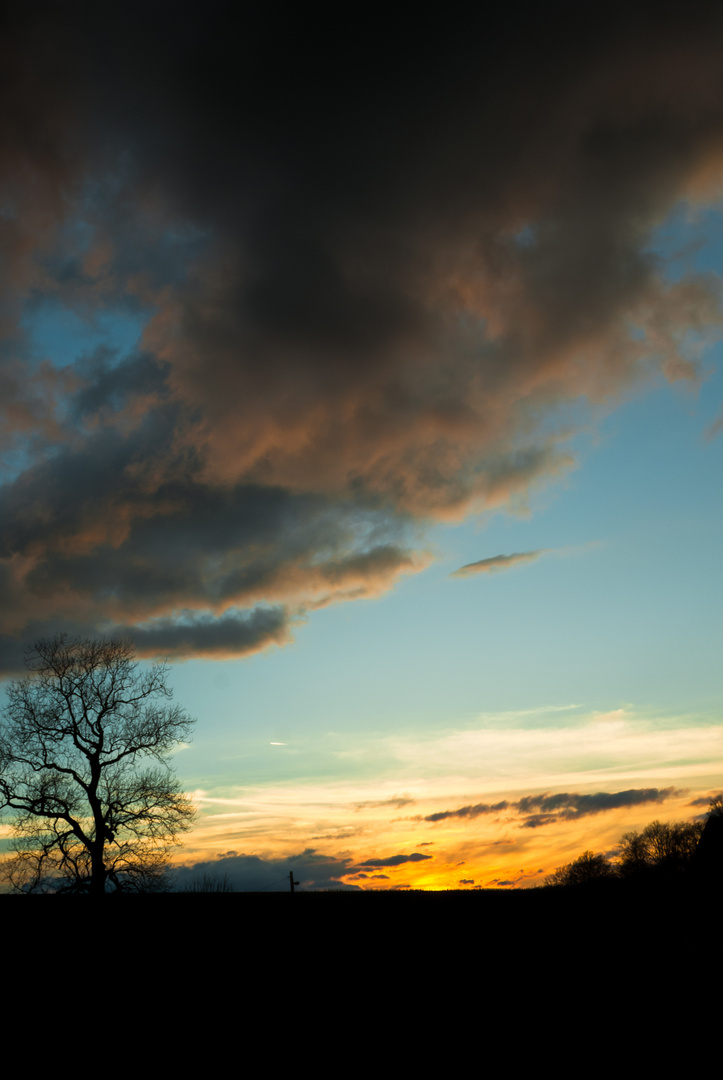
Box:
4;874;716;950
5;876;718;1020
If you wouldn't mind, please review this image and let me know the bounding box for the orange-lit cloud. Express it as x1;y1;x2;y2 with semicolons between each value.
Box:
176;708;723;889
2;7;723;666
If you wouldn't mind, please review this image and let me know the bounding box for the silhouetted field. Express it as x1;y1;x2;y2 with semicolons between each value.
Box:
4;873;716;949
5;877;716;1001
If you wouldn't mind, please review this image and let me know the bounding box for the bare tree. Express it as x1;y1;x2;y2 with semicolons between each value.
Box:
545;850;615;887
0;635;195;894
616;819;703;878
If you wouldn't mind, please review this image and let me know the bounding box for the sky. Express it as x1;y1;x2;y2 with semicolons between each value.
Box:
1;2;723;890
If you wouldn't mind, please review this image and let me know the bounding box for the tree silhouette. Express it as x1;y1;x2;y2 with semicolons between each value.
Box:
617;819;703;878
545;850;615;886
0;635;195;894
691;796;723;880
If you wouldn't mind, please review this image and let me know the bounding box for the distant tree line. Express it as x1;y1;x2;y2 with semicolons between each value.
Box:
545;797;723;887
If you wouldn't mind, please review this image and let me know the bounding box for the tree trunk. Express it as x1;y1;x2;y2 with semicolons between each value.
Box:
90;841;106;895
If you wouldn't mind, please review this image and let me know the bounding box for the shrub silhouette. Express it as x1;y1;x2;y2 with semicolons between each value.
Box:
546;850;615;886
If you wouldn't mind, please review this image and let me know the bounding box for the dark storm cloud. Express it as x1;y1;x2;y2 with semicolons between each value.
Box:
2;4;723;665
427;787;675;828
0;351;422;667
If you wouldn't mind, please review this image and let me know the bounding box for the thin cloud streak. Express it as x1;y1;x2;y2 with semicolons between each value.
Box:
451;550;548;577
703;408;723;441
354;853;433;868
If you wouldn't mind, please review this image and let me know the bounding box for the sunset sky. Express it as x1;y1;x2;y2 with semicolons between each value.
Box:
1;2;722;890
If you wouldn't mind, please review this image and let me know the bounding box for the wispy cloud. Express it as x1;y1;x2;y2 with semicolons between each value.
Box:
704;408;723;442
353;795;417;811
177;709;723;888
451;550;548;577
689;791;723;808
426;800;509;822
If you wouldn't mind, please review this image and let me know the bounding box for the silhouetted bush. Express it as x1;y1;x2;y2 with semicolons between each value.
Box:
545;850;615;886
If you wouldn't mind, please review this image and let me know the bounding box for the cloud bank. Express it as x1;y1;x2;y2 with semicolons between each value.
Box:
1;4;723;668
425;787;675;828
174;848;360;892
174;847;434;890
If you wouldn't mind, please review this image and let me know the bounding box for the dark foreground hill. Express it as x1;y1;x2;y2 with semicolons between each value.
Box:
5;874;717;1017
3;873;716;951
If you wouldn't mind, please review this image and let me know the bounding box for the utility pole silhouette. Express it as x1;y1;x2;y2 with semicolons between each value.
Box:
289;871;300;893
